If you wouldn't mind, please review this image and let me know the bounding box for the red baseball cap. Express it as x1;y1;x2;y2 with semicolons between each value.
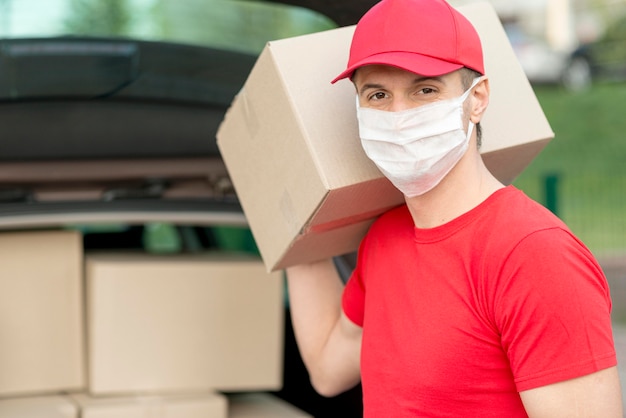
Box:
331;0;484;83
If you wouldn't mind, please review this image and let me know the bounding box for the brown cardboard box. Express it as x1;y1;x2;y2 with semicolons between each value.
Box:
228;393;312;418
0;230;84;396
217;1;554;271
0;396;78;418
85;253;284;395
70;392;227;418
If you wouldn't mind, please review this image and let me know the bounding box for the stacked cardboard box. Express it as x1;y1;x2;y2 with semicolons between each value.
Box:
0;230;84;397
0;230;310;417
229;393;313;417
79;251;305;417
69;392;229;418
0;230;82;417
0;392;311;418
0;395;78;418
84;252;284;395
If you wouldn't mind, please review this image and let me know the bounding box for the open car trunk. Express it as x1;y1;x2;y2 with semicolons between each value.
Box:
0;37;257;228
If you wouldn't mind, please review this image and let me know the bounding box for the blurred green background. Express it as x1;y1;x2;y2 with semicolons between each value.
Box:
513;81;626;258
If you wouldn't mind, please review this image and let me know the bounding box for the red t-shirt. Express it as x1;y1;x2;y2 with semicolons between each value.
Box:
342;186;616;417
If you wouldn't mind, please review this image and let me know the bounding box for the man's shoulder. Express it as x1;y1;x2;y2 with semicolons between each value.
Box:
373;204;412;227
490;186;567;230
481;186;576;252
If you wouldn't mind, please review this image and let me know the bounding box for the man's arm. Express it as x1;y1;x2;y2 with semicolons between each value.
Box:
286;259;362;397
520;366;623;417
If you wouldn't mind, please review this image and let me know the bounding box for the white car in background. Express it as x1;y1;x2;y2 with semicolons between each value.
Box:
504;22;592;91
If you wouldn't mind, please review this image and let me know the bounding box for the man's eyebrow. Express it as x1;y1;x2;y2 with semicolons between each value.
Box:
357;76;445;96
412;76;444;84
358;83;384;96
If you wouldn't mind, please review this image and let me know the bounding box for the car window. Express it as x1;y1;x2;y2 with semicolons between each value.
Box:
1;0;337;54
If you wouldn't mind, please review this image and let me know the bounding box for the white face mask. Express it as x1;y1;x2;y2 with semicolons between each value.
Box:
356;78;481;197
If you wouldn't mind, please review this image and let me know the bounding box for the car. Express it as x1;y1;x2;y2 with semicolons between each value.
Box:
569;15;626;84
0;1;371;416
504;23;569;84
0;36;255;229
503;21;591;91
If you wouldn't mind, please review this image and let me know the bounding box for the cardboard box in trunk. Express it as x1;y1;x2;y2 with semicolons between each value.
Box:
0;396;78;418
70;392;227;418
0;230;84;396
217;1;554;272
85;253;284;395
228;393;312;417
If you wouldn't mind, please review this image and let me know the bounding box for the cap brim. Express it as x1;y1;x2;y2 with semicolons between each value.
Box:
331;51;464;84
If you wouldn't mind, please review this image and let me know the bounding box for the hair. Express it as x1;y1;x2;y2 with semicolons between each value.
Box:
459;67;483;148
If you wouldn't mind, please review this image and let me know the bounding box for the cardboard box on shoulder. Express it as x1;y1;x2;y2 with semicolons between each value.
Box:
85;253;284;395
217;1;554;272
0;230;84;396
70;392;228;418
0;396;78;418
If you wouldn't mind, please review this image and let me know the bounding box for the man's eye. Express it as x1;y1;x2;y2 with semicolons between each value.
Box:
419;87;436;95
370;92;387;101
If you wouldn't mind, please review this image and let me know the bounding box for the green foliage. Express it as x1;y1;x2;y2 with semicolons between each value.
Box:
513;82;626;255
60;0;336;53
143;222;182;253
149;0;336;53
64;0;131;36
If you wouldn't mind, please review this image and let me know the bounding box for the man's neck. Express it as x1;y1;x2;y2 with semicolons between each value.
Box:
404;152;504;229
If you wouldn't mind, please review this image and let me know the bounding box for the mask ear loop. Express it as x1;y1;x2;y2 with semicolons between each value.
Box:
460;77;483;102
466;120;475;140
463;77;483;139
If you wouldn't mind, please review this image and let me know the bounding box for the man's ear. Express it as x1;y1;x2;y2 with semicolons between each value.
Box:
470;77;490;124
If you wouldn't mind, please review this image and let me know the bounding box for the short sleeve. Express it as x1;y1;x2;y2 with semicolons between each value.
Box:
495;227;616;392
342;267;365;327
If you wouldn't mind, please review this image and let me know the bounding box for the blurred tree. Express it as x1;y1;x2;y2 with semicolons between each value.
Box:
64;0;131;36
150;0;335;53
579;0;626;29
